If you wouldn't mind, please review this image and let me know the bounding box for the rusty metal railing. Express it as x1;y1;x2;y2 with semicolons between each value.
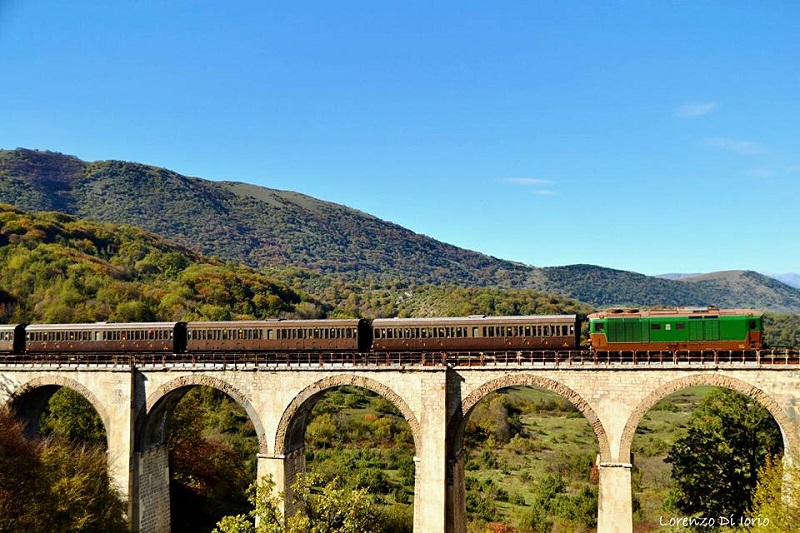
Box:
1;348;798;368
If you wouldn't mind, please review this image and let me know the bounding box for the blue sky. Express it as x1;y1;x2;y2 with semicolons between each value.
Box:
2;1;799;276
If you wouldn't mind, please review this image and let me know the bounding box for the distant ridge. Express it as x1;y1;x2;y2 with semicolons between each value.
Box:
2;148;800;313
768;273;800;290
656;273;702;280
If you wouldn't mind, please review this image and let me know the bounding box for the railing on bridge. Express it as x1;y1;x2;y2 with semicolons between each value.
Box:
1;349;798;368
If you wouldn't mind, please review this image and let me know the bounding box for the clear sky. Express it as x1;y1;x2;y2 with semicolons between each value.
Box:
2;1;798;276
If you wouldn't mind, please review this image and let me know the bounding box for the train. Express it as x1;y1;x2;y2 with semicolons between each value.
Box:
0;307;766;358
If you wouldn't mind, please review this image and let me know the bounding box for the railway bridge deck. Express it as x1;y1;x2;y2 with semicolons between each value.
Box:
2;353;800;533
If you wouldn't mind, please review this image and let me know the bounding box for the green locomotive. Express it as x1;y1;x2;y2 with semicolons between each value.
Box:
588;307;763;352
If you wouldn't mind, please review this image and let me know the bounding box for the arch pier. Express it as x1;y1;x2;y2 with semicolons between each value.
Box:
1;362;799;532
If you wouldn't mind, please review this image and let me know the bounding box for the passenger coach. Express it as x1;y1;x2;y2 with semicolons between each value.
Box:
0;324;25;355
371;315;579;352
186;319;371;353
25;322;186;353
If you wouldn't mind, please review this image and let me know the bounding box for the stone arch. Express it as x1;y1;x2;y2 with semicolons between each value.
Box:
138;374;267;454
448;374;612;462
9;376;111;439
274;374;421;455
620;374;800;462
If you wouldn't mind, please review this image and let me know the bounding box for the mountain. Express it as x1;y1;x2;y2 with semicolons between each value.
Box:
0;148;534;288
768;273;800;290
663;271;800;291
656;273;702;280
3;148;800;313
671;271;800;314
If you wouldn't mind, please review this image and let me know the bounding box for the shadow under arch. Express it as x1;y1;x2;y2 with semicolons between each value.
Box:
137;374;267;454
8;375;111;440
447;374;612;462
274;374;421;456
620;374;800;462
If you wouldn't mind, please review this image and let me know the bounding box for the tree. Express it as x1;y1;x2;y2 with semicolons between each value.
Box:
214;473;382;533
665;388;782;519
39;387;106;447
0;407;126;533
746;455;800;532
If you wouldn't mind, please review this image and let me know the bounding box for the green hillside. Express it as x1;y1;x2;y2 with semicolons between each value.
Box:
0;204;314;323
0;204;591;323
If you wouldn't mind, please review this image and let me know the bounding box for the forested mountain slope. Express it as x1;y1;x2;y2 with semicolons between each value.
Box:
3;148;800;313
0;205;592;322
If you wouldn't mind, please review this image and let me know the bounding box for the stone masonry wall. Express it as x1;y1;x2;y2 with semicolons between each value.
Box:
136;445;170;533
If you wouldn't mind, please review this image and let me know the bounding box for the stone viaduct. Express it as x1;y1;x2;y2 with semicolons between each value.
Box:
2;359;799;532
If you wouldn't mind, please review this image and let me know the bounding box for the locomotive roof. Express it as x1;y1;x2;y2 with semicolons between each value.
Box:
372;315;577;327
587;307;763;319
26;322;182;331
